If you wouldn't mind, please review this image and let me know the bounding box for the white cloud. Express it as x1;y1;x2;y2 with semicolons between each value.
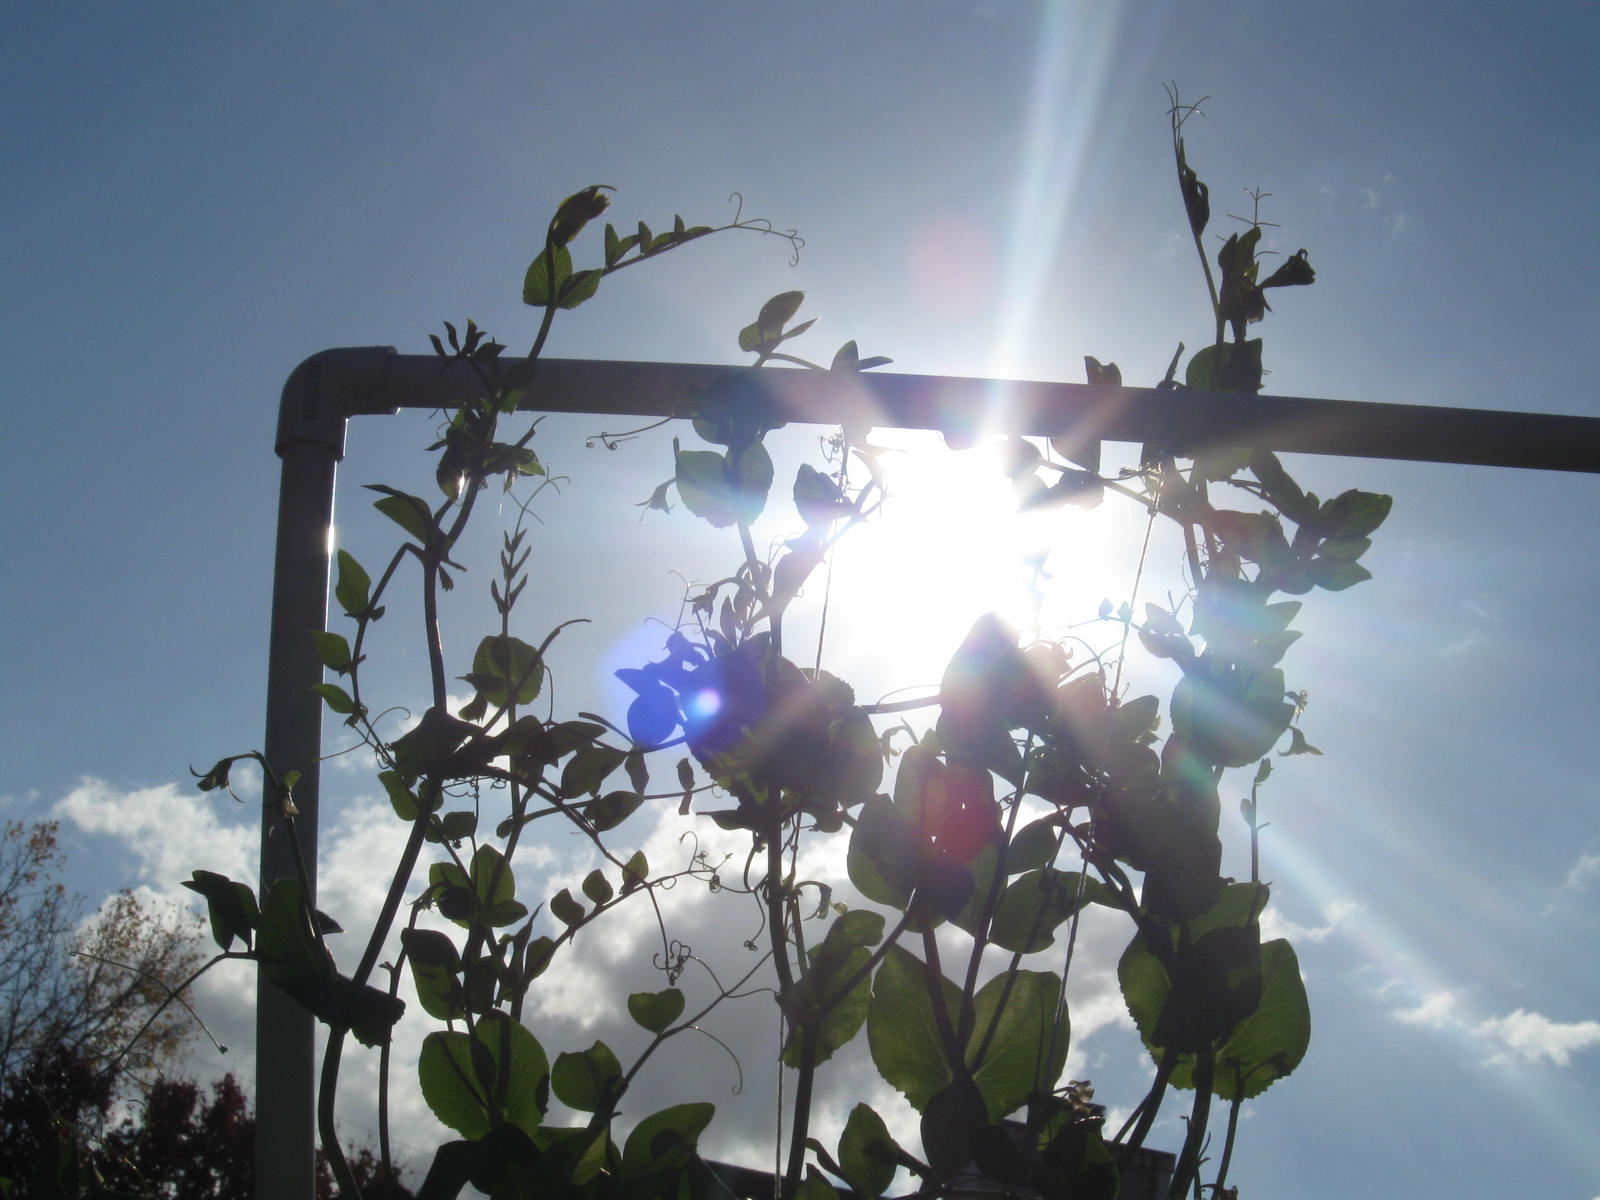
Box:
1394;989;1458;1030
55;775;257;894
1474;1009;1600;1069
1560;851;1600;894
1260;899;1357;946
1389;986;1600;1070
52;778;1145;1184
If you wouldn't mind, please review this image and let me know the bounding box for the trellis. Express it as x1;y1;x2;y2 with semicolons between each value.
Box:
257;347;1600;1197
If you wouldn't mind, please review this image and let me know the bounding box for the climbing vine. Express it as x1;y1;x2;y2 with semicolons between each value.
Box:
187;93;1388;1200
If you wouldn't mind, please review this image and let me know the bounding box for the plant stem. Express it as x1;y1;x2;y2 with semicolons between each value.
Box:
1212;1092;1243;1195
319;1024;359;1198
781;1028;818;1200
1117;1043;1178;1156
1167;1049;1215;1199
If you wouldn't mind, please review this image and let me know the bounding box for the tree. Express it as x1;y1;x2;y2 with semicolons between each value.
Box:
190;95;1389;1199
0;820;204;1091
0;1041;413;1198
0;820;207;1195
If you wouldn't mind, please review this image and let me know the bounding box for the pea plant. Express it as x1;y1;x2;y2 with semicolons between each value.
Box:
188;93;1389;1199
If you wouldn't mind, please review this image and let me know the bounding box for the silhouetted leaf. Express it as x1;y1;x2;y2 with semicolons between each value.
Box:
419;1013;548;1139
836;1103;901;1199
552;1040;622;1113
628;988;684;1033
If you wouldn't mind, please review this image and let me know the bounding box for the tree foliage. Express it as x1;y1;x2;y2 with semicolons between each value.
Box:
0;1042;413;1198
189;93;1390;1199
0;821;204;1092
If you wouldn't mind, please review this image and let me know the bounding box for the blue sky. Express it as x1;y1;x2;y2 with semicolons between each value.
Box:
3;2;1598;1196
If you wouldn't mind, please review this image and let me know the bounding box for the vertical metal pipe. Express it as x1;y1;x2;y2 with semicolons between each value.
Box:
260;355;349;1198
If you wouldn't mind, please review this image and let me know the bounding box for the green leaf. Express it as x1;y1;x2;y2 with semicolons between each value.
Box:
367;486;436;546
674;442;774;528
256;877;400;1046
418;1012;548;1139
557;268;603;309
522;936;556;983
847;795;920;909
1083;356;1121;387
430;809;477;844
551;1040;623;1113
794;463;849;526
988;869;1100;954
1192;444;1252;482
182;870;259;952
470;844;515;912
796;1167;841;1200
867;945;961;1113
782;910;885;1068
549;888;585;926
920;1074;989;1179
968;969;1068;1121
559;743;626;799
759;290;805;330
628;987;684;1033
522;244;574;307
309;630;351;672
783;945;873;1069
311;682;357;715
737;290;806;353
1317;536;1371;561
533;1124;612;1188
1120;888;1269;1067
1317;489;1392;538
585;790;644;832
674;448;735;526
1210;939;1311;1100
1171;665;1296;769
621;1102;714;1180
1280;726;1323;757
334;550;372;617
379;770;421;820
464;634;544;707
401;928;463;1021
1007;818;1061;874
1308;558;1373;591
581;868;614;906
1118;935;1169;1057
428;861;474;927
604;223;640;266
620;850;648;893
1185;344;1222;391
836;1103;900;1200
732;442;774;520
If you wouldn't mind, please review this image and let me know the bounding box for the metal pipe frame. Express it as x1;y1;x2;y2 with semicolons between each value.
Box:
261;347;1600;1197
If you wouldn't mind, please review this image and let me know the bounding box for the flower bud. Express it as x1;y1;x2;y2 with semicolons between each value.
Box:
547;185;613;247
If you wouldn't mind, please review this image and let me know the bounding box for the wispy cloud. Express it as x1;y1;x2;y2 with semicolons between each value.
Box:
1390;988;1600;1069
1328;174;1413;239
1560;851;1600;894
1475;1009;1600;1069
1393;989;1458;1029
55;776;256;890
1261;899;1357;946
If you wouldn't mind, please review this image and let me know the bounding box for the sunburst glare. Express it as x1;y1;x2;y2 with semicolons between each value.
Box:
793;430;1155;703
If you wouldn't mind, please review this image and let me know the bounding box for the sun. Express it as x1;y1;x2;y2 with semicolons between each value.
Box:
786;429;1143;705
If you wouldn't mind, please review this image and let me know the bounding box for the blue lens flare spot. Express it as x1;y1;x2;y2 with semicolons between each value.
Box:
686;688;722;723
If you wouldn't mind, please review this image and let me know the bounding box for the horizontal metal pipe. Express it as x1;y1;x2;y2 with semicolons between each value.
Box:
302;347;1600;473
